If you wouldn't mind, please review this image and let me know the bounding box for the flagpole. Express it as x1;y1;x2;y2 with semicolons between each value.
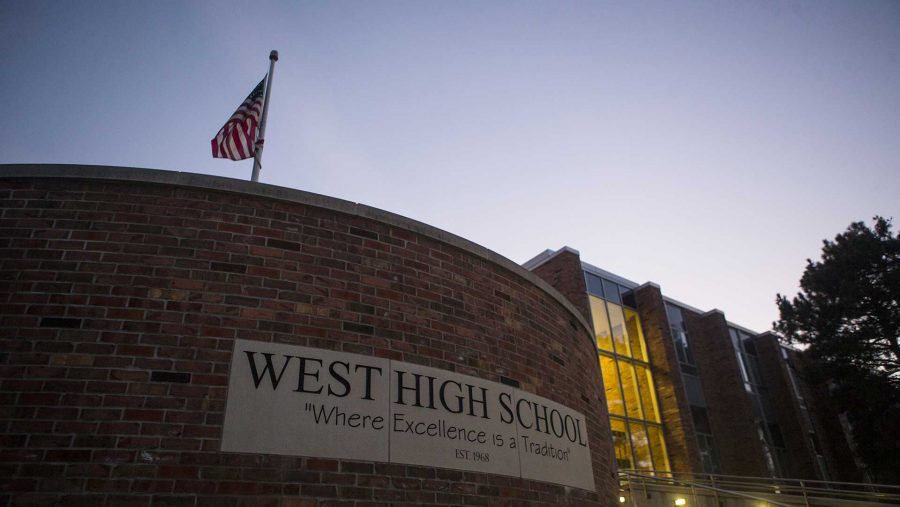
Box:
251;50;278;182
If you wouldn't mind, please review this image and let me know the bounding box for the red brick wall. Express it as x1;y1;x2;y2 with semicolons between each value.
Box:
681;310;769;477
528;249;618;485
0;168;617;507
530;249;591;324
751;333;819;479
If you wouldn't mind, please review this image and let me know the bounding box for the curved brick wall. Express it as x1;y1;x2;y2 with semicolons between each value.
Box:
0;165;616;507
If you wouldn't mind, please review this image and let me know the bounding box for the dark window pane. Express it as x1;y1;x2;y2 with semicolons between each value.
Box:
743;339;758;356
665;303;684;328
691;406;713;434
622;290;636;308
673;330;688;363
680;363;698;375
697;433;722;474
684;374;706;407
769;423;786;448
585;273;605;297
602;279;622;304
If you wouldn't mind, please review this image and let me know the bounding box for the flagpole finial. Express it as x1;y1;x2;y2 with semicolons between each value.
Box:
270;50;278;62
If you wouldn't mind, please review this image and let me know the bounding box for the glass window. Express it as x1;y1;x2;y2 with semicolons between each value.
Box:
691;406;713;434
683;374;706;408
619;361;644;420
607;303;631;356
647;424;670;473
591;297;613;351
666;304;696;368
768;423;786;448
785;361;806;404
602;278;622;304
665;303;683;328
729;330;753;390
585;272;605;298
610;417;632;469
600;353;625;416
629;422;653;471
588;288;671;474
743;339;757;356
673;328;688;363
622;289;636;308
680;362;698;375
757;424;779;476
624;308;647;362
635;364;660;422
697;433;721;474
747;355;763;386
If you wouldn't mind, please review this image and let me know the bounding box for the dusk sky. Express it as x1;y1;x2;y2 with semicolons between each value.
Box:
2;1;898;332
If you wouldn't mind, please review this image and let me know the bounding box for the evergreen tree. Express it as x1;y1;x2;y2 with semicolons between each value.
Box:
776;216;899;483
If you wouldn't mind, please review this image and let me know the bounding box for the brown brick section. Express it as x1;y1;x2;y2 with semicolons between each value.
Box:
682;310;769;477
528;249;618;487
751;333;819;479
530;249;592;324
746;333;861;482
632;285;703;474
0;175;617;506
751;335;813;477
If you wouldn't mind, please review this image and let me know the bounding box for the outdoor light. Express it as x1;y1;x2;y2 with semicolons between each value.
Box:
619;496;626;503
674;498;687;506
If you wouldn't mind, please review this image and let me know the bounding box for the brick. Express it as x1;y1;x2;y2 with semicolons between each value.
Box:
216;481;259;495
0;175;615;506
305;458;339;472
158;466;198;479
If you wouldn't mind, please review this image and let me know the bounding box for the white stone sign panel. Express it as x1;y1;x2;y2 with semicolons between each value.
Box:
222;339;595;491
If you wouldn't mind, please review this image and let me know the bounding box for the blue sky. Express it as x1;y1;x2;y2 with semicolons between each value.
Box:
2;0;898;332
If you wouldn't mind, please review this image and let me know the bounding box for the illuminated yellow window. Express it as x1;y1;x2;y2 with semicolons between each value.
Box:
625;308;647;362
589;295;671;474
629;422;653;471
592;297;613;351
607;304;632;357
600;353;625;416
635;364;660;423
610;417;632;469
618;361;644;420
647;424;670;472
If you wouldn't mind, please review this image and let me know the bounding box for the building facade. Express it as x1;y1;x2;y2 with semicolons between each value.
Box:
525;247;862;483
0;166;619;506
0;165;868;507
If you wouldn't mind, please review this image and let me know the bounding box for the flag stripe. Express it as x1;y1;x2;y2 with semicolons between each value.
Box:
211;77;266;161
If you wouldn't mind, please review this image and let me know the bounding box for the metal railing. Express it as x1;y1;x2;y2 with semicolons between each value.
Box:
619;470;900;506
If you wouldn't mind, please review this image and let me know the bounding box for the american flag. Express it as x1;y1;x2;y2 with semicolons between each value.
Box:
211;77;266;161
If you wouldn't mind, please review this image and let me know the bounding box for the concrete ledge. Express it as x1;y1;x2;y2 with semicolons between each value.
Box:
0;163;593;339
